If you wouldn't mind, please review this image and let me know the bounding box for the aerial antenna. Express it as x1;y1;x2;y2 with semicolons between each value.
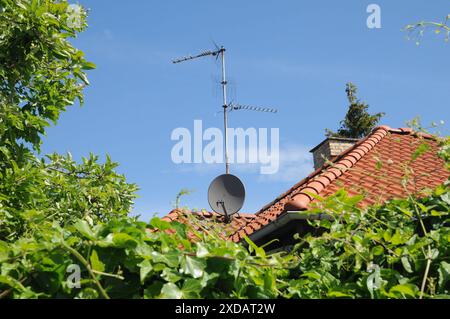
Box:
172;45;276;175
172;46;231;174
229;103;278;114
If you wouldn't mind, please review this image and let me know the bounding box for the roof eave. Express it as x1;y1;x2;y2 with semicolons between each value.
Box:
243;211;332;244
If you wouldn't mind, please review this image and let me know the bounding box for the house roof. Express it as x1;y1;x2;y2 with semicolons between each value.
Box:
162;126;448;243
229;126;448;242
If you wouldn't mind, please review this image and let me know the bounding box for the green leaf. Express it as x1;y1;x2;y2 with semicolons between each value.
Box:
81;62;96;70
74;220;96;240
438;262;450;292
160;283;182;299
90;250;105;272
401;256;413;273
74;69;90;85
144;282;163;298
390;231;404;245
150;217;172;231
150;251;180;268
411;143;430;161
243;236;265;258
0;241;10;263
389;284;418;298
372;245;384;256
181;279;202;298
161;268;182;283
138;259;153;283
428;248;439;260
366;265;381;299
441;192;450;205
180;256;205;279
112;233;137;249
327;290;352;298
196;242;209;258
301;271;321;280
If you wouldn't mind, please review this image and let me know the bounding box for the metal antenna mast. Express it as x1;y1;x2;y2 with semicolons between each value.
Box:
172;46;277;175
219;48;230;174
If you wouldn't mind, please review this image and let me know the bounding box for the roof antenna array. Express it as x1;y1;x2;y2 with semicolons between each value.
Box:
230;103;278;114
172;45;277;221
172;45;277;175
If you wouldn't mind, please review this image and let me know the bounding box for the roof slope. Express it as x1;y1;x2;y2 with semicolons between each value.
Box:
162;209;256;239
229;126;448;242
161;126;448;243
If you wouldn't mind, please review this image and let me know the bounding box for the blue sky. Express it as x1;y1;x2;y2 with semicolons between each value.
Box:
41;0;450;221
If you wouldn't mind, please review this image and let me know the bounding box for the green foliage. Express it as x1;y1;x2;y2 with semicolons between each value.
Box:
0;182;448;299
326;82;384;139
0;214;294;298
287;185;450;298
173;188;193;209
0;0;93;162
0;0;137;251
0;153;138;241
404;14;450;44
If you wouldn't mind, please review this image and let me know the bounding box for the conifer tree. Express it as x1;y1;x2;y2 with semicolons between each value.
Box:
326;82;384;138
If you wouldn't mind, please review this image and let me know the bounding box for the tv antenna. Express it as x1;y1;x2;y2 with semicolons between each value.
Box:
172;45;277;175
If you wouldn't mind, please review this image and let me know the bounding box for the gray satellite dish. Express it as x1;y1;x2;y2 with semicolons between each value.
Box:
208;174;245;222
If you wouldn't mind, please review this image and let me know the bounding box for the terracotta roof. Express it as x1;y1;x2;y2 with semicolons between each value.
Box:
229;126;448;242
162;209;256;239
162;126;448;243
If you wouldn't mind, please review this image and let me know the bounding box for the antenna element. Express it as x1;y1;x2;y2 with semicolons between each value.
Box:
172;46;277;175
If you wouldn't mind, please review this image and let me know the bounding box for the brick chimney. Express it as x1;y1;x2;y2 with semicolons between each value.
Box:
310;137;359;170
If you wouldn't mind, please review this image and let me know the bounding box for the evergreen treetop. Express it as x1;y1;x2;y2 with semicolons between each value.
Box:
326;82;385;139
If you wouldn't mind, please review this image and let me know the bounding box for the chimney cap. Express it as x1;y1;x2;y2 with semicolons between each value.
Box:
309;136;360;153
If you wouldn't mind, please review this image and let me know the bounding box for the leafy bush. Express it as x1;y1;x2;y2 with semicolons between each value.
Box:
0;153;138;241
286;185;450;298
0;0;137;240
0;180;448;299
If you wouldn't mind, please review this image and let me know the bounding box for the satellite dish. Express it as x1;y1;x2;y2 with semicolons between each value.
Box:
208;174;245;222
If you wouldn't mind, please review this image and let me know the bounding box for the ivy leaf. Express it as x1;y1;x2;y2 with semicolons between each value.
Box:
181;279;202;298
138;259;153;283
196;242;209;258
441;193;450;205
180;256;205;279
150;217;172;231
366;265;381;299
161;268;182;283
160;283;182;299
438;261;450;293
112;233;137;249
